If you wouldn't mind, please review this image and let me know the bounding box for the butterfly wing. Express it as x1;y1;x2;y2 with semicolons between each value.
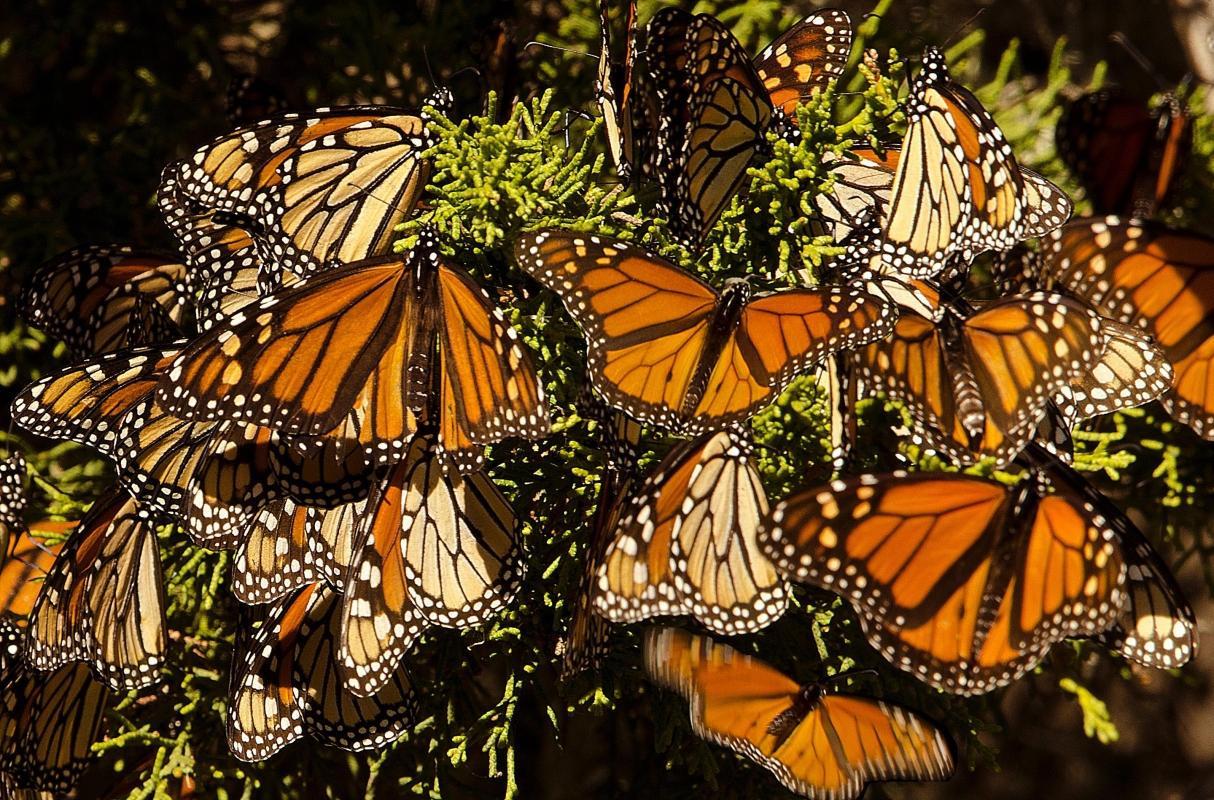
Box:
19;245;189;356
1059;318;1173;423
596;0;639;179
753;9;852;116
389;433;521;627
115;401;277;549
12;346;180;457
0;663;109;793
596;429;786;634
0;531;63;618
254;110;435;275
340;432;518;695
435;261;550;470
594;439;700;622
28;489;165;691
1101;526;1196;669
515;230;717;428
665;14;773;244
1045;217;1214;439
0;454;28;555
668;428;787;634
232;498;323;604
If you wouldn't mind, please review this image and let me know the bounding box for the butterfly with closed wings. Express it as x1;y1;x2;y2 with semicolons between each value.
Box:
629;8;853;244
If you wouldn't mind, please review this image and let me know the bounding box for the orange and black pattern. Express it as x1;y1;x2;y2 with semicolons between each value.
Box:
758;459;1167;694
516;229;892;433
1043;216;1214;439
644;627;955;799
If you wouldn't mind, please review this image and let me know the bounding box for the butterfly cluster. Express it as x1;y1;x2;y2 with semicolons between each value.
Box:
0;4;1204;798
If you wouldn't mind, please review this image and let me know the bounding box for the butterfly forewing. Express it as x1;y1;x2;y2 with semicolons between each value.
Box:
754;9;852;116
12;346;182;458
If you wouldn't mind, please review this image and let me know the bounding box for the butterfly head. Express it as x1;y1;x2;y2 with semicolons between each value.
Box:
916;46;950;89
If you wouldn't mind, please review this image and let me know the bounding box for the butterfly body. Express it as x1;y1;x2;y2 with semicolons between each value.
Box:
517;229;892;433
644;627;955;798
761;466;1132;694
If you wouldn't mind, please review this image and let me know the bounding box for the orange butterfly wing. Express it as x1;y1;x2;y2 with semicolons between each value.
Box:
753;10;852;116
644;628;954;799
1046;217;1214;438
436;262;550;469
516;230;716;428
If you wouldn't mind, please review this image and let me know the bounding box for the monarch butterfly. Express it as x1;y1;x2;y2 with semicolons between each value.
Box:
157;230;549;473
230;496;365;605
0;454;28;558
853;291;1107;465
594;426;787;635
0;625;110;794
18;245;190;357
516;229;892;433
558;390;638;676
158;170;303;331
0;530;63;618
559;476;627;677
167;101;443;277
642;8;852;244
339;429;519;696
1056;90;1191;217
884;49;1072;277
643;627;955;799
596;0;643;181
228;582;415;761
1041;216;1214;439
759;449;1191;694
27;488;165;692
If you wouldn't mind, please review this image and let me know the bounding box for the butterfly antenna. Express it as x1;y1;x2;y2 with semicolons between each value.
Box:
823;667;880;690
522;40;598;60
560;109;594;149
422;44;440;94
942;8;986;48
1109;32;1171;93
